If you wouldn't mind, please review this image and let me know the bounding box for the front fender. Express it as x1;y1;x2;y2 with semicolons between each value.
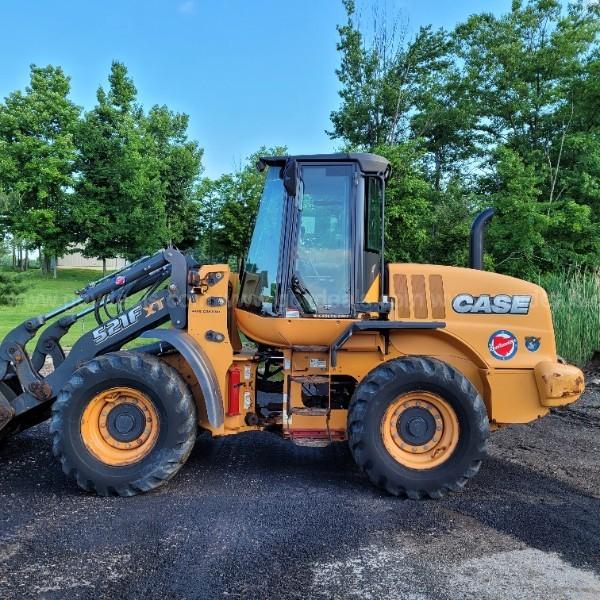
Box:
140;328;224;428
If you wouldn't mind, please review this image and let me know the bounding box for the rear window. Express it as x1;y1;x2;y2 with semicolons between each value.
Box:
365;177;383;252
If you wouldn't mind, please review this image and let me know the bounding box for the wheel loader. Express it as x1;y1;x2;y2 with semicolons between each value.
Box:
0;153;585;498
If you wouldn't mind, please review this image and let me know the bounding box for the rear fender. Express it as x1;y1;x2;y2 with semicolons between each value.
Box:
389;328;488;406
140;329;224;428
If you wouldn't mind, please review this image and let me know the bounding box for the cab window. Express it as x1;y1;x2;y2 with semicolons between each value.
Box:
365;177;383;252
239;168;285;314
293;165;353;316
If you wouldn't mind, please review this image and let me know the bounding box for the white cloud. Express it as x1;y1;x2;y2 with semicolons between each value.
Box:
178;1;196;15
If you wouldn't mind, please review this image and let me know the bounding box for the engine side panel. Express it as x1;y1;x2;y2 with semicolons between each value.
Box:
387;263;557;370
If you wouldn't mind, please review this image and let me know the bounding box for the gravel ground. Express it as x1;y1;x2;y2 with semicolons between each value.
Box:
0;384;598;599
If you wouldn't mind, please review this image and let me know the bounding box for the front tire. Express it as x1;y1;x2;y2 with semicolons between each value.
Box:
348;357;489;499
51;351;197;497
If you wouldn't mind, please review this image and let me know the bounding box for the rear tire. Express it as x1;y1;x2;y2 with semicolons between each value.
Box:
51;351;197;497
348;357;489;499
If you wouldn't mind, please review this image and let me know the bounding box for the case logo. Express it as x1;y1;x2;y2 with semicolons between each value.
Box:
489;330;518;360
525;336;541;352
453;294;531;315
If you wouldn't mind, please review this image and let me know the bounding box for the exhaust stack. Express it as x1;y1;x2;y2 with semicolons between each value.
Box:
469;208;495;270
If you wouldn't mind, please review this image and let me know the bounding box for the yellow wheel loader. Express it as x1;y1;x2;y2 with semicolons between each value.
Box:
0;153;585;498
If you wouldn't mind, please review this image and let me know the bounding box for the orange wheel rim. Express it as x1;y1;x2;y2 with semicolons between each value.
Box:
380;391;459;470
80;387;159;466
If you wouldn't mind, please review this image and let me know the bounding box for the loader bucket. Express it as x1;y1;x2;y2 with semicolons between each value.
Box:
0;382;17;440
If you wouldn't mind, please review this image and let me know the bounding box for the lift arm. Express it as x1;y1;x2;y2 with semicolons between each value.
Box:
0;248;192;435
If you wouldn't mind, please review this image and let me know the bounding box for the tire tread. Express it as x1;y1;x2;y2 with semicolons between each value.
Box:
51;351;196;497
347;356;489;499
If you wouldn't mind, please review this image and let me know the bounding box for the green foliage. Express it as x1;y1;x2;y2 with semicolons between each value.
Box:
542;268;600;366
428;179;475;267
0;65;80;267
330;0;600;279
330;1;467;156
145;105;203;247
0;271;24;306
74;62;166;262
74;62;202;263
0;61;203;273
485;147;548;278
374;142;434;263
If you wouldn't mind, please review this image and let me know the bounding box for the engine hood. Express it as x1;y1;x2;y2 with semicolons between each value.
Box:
387;263;557;369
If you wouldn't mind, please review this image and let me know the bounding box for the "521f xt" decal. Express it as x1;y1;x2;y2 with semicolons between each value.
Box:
92;297;165;345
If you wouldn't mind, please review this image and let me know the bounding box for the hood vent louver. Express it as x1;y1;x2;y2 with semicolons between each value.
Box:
392;274;446;320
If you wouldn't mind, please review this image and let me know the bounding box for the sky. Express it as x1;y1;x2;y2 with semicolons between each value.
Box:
0;0;513;178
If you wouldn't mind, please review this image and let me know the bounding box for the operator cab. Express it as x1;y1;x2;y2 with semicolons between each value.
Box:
238;153;391;320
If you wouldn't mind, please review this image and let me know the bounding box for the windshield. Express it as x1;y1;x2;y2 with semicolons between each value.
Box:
238;168;285;314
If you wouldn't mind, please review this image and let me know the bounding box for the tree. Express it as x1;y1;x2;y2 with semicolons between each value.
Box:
485;147;548;277
374;142;435;264
0;65;80;276
329;0;600;278
457;0;600;274
74;62;168;270
195;177;225;263
329;1;483;266
145;105;204;248
409;31;479;191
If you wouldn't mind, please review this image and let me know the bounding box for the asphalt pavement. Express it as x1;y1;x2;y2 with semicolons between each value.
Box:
0;384;599;599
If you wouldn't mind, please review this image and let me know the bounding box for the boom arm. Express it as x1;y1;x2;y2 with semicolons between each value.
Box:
0;248;192;436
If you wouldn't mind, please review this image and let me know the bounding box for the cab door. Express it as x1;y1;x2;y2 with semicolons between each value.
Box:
291;163;355;317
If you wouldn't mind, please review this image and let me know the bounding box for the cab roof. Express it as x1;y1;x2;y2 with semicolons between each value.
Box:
257;152;391;178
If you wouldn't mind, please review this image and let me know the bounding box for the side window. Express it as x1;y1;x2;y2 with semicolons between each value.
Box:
294;165;353;315
365;177;383;253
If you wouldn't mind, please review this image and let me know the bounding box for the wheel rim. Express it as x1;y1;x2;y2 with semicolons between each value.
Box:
80;387;159;466
380;391;459;470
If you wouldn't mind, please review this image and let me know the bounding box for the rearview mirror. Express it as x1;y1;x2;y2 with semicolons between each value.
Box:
283;158;298;197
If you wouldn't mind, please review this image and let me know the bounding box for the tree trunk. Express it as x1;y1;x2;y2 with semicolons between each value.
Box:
434;151;442;192
43;254;51;276
102;257;107;276
52;256;57;280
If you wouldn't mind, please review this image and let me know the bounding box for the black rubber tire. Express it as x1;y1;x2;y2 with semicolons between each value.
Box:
51;351;197;497
348;356;489;499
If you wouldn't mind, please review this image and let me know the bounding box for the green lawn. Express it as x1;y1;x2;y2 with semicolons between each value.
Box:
0;268;108;348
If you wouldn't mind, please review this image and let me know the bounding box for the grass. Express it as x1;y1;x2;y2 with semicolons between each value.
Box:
542;268;600;366
0;268;110;348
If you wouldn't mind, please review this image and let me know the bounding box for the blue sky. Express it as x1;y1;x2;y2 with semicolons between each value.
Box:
0;0;512;178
